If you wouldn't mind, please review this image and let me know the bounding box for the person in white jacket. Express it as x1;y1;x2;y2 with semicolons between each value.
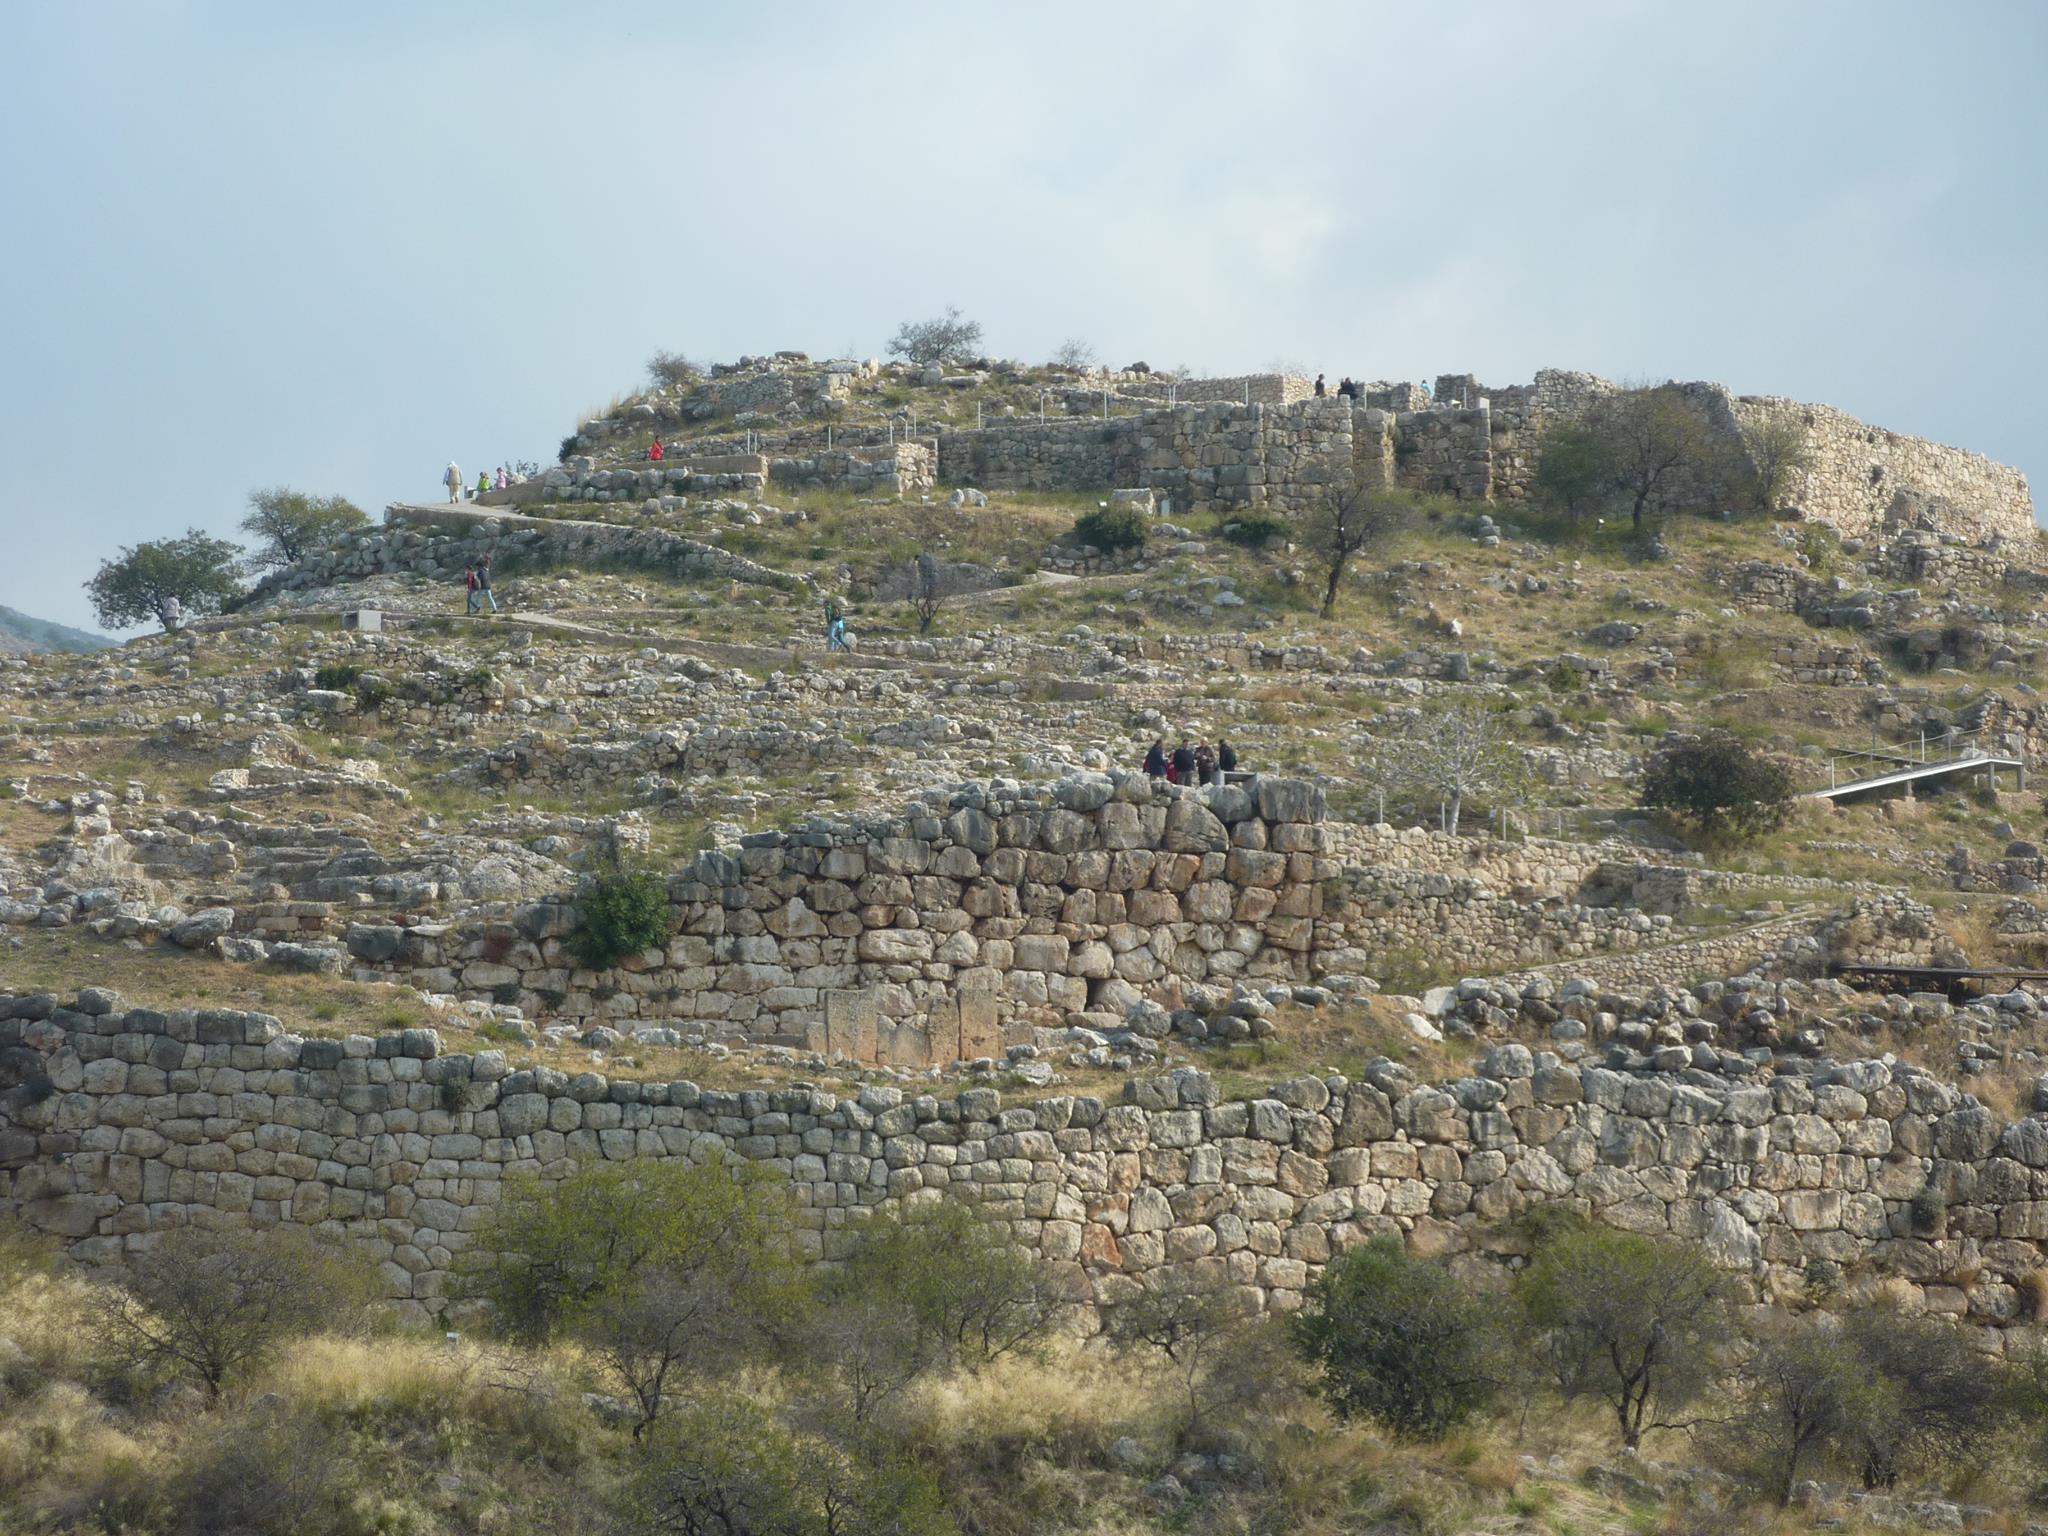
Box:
444;461;462;504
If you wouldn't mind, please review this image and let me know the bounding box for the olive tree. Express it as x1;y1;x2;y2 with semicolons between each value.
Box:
1640;730;1794;842
1519;1226;1731;1449
909;551;944;635
466;1157;800;1435
887;306;983;366
239;487;368;572
1532;421;1618;520
1289;1236;1502;1438
84;528;245;628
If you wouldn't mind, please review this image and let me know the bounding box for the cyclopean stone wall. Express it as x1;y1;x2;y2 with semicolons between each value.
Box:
7;991;2048;1336
341;773;1329;1059
920;371;2029;542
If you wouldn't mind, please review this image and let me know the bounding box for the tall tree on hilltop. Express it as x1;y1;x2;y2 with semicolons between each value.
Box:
888;306;983;366
240;487;367;572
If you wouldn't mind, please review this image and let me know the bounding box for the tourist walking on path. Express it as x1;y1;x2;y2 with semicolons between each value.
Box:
157;593;183;633
444;461;463;504
475;555;498;614
464;564;481;614
827;614;852;652
1143;738;1168;779
1170;738;1195;785
1314;373;1326;397
649;438;665;462
1218;738;1238;779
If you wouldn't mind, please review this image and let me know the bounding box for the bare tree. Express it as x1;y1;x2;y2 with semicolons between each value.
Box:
909;551;943;635
1737;412;1813;513
1304;484;1405;618
1398;702;1525;834
1049;337;1097;370
1589;386;1714;529
646;350;703;389
887;306;983;366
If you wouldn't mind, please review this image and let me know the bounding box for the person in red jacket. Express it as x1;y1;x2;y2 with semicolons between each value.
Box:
649;438;665;462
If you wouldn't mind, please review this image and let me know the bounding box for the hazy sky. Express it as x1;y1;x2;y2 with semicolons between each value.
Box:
3;2;2042;633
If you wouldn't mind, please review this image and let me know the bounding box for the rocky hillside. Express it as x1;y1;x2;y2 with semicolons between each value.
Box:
0;604;110;654
7;349;2048;1534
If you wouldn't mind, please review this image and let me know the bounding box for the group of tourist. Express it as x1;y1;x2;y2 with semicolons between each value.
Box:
1311;374;1363;400
442;462;525;503
1143;735;1238;787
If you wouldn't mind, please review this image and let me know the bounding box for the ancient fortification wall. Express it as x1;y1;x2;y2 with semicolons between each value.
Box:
7;991;2047;1331
918;370;2029;543
343;774;1328;1058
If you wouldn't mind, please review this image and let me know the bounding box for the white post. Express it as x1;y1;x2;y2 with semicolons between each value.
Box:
1101;390;1108;421
826;425;833;451
976;401;982;429
1039;389;1046;422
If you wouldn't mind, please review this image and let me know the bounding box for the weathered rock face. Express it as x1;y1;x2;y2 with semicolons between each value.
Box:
7;994;2047;1332
348;772;1328;1056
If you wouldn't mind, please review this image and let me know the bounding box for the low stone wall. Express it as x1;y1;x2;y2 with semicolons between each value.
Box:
343;773;1329;1053
8;992;2048;1333
488;444;938;506
247;505;808;607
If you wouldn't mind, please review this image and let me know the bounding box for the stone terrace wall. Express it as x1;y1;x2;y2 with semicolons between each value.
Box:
484;444;938;507
247;505;808;607
9;992;2048;1332
343;774;1329;1057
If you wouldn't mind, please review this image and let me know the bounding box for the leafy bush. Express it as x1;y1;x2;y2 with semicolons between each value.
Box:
558;434;580;464
1290;1236;1500;1438
1640;730;1795;841
570;866;670;969
1219;512;1288;548
1072;504;1146;554
312;662;360;691
646;349;703;389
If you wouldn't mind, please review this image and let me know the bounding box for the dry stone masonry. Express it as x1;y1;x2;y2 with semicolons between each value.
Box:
8;990;2048;1337
343;772;1328;1059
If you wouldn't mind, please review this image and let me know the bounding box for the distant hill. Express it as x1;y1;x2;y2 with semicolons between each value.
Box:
0;605;113;654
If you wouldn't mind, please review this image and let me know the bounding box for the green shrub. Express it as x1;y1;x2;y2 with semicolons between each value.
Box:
1290;1236;1500;1439
1073;504;1146;554
570;867;671;969
1219;513;1288;549
312;662;361;691
1640;730;1795;841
